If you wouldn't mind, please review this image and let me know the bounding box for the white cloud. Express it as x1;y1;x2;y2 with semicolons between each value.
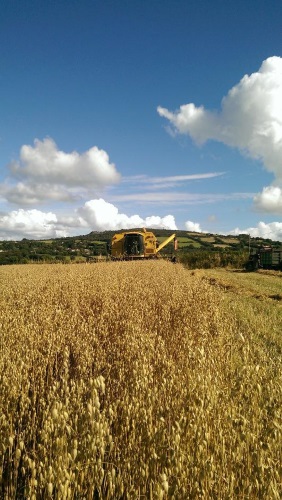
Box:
77;198;178;231
158;56;282;212
0;199;177;240
122;172;225;190
231;221;282;241
0;209;67;240
158;103;218;145
111;191;253;204
3;138;121;204
185;220;203;232
253;186;282;213
11;137;120;187
144;214;177;230
3;182;75;205
1;203;281;243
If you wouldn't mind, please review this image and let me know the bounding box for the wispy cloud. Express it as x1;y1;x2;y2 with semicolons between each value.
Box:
122;172;225;190
110;191;254;205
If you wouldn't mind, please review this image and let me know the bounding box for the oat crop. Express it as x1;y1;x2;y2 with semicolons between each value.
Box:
0;261;281;498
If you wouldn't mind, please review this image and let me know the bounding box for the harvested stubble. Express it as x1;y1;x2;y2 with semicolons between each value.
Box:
0;261;281;499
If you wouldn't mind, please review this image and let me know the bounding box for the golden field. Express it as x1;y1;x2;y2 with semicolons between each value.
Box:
0;261;281;499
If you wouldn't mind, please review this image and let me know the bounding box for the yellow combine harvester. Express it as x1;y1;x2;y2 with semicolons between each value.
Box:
111;228;177;260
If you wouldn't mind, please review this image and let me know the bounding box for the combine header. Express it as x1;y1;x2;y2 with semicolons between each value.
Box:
110;229;177;260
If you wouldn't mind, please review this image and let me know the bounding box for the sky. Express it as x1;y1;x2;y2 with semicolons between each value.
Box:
0;0;282;241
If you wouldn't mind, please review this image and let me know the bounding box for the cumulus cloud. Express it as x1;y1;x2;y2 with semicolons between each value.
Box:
1;202;281;242
3;138;121;204
0;209;67;240
77;198;178;231
185;220;203;232
231;221;282;241
253;186;282;213
0;199;178;240
158;56;282;212
10;137;120;187
3;182;74;205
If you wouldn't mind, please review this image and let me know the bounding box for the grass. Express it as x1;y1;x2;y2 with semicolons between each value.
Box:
199;236;216;243
193;268;282;302
0;261;281;498
176;237;202;248
218;237;240;245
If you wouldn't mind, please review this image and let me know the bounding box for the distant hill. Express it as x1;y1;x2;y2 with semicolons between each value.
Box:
84;228;281;251
0;228;281;266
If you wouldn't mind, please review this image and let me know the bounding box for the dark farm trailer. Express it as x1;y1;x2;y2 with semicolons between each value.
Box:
245;246;282;271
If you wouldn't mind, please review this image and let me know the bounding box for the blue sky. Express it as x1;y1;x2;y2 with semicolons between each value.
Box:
1;0;282;240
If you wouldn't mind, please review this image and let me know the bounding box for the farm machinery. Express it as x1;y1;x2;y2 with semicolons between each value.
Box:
110;228;178;260
245;245;282;271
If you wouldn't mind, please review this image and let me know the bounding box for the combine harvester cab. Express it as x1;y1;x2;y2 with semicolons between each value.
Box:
110;228;177;260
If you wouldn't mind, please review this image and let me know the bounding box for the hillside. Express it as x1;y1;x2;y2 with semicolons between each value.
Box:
0;228;281;266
